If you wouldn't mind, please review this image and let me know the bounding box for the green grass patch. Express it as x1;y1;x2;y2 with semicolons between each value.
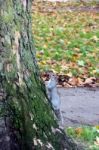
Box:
32;2;99;78
66;126;99;150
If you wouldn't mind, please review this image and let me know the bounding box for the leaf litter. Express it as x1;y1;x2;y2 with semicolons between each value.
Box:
32;0;99;87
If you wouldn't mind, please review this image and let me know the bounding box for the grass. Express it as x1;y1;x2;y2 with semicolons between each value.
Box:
66;126;99;150
32;1;99;79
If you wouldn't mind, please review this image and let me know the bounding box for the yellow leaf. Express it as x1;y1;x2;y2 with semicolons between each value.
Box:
92;35;99;42
40;61;46;65
43;44;47;49
66;72;72;77
36;53;42;58
75;127;83;136
95;125;99;129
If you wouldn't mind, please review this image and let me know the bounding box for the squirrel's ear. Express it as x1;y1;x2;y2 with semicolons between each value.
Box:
56;77;58;82
49;72;52;78
49;71;54;77
54;74;58;82
47;72;51;79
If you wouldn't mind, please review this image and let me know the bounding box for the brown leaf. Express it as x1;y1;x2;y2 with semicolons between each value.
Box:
68;77;78;86
84;77;96;84
75;127;83;136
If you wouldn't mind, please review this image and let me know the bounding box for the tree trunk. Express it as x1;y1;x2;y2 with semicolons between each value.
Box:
0;0;82;149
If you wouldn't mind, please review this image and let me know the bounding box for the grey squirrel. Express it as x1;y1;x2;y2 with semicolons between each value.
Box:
46;73;63;125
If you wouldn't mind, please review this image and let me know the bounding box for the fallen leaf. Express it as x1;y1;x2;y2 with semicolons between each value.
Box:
84;77;96;84
94;136;99;146
77;60;85;67
68;77;78;86
75;127;83;136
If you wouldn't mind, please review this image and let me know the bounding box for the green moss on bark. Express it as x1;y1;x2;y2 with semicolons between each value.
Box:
0;0;80;150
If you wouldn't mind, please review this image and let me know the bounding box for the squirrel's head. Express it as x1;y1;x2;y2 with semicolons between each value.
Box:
49;72;58;87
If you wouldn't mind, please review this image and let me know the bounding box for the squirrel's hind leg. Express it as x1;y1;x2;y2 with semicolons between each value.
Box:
55;109;64;127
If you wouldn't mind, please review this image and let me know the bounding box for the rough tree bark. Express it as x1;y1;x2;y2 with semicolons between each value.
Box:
0;0;82;150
